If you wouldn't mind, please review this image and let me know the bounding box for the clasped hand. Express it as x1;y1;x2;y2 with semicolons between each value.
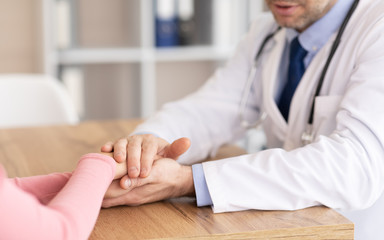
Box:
100;134;194;207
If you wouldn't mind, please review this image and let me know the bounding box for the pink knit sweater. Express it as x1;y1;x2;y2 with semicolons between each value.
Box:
0;153;116;240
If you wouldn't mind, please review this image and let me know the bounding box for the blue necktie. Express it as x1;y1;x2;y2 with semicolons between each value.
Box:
278;37;308;121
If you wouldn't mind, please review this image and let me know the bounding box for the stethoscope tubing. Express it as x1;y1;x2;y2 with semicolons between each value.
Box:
307;0;359;125
240;0;359;144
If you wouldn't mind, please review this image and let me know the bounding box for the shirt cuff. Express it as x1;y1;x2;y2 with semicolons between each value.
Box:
192;163;213;207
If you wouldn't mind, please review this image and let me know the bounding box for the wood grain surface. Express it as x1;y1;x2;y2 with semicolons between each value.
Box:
0;120;354;239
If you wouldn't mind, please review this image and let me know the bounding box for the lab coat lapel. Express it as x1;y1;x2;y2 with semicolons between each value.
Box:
261;28;287;140
285;37;334;149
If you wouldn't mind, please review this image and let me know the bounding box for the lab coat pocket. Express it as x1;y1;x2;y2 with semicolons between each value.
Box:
313;95;342;137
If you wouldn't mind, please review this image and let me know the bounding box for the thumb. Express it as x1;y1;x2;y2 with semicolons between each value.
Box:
164;137;191;160
119;175;147;190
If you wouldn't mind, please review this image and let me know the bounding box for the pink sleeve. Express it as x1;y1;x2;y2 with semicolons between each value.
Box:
11;172;72;204
0;153;116;240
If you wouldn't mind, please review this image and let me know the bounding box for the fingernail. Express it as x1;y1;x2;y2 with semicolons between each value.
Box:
124;179;131;188
140;168;147;176
129;167;138;175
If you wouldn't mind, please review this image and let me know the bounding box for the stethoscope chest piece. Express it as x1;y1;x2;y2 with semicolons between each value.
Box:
301;124;314;145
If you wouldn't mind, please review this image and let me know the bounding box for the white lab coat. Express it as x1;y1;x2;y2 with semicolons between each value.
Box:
134;1;384;239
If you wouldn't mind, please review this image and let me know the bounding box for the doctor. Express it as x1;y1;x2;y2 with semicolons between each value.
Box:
102;0;384;239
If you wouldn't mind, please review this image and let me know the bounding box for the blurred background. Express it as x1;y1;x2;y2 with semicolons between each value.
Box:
0;0;267;122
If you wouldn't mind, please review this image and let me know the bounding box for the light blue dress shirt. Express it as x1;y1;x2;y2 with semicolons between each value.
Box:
192;0;355;207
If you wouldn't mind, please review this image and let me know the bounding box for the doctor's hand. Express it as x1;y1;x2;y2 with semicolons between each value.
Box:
101;134;191;180
102;157;195;208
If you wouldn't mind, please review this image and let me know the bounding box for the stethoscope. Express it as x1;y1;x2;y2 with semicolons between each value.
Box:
239;0;359;145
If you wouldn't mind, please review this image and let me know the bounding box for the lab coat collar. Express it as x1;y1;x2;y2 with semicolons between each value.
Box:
299;0;355;55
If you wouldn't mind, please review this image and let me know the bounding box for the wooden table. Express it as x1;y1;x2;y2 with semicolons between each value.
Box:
0;120;354;239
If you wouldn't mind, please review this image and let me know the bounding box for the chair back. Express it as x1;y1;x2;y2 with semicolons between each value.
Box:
0;74;79;128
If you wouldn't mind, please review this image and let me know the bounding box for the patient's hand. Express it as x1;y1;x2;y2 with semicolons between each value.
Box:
100;152;127;180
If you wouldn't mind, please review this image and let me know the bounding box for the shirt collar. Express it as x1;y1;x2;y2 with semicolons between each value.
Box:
286;0;355;53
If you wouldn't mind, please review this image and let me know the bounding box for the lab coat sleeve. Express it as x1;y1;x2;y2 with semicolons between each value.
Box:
133;14;276;164
203;16;384;213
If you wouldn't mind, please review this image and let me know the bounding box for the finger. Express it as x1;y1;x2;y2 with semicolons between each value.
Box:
101;141;114;153
103;177;149;208
102;193;131;208
127;136;143;178
139;137;158;177
113;138;128;163
104;179;130;199
102;193;133;208
103;184;150;208
165;137;191;159
119;175;148;190
119;175;132;189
